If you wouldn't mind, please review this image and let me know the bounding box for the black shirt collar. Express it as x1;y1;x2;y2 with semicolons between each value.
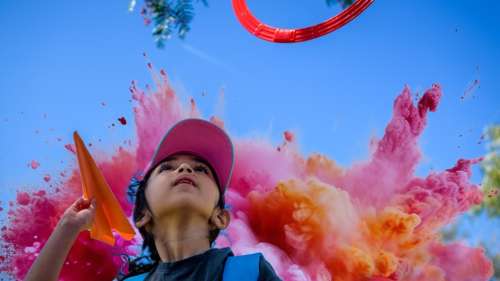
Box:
156;247;233;273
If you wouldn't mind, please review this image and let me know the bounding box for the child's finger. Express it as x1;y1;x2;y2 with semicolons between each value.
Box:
88;202;97;218
73;197;92;211
71;197;85;209
87;199;96;212
73;197;85;205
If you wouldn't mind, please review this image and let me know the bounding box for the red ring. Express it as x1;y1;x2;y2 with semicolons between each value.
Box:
232;0;374;43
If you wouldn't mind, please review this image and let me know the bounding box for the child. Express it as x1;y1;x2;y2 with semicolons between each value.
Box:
24;118;281;281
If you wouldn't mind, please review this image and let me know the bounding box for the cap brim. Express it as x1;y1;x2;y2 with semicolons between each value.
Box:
146;118;234;193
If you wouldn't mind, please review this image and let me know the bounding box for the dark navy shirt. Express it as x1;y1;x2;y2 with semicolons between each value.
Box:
122;247;281;281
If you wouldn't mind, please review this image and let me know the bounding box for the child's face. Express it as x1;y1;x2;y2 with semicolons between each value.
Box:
144;153;221;221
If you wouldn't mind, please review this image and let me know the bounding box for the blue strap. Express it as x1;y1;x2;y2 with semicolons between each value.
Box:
223;253;261;281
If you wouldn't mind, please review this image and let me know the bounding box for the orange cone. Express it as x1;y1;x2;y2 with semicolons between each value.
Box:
73;131;136;245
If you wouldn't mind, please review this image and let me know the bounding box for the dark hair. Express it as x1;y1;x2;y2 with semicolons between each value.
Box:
117;159;226;280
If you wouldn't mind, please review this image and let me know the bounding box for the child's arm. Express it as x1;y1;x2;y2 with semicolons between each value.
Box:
23;197;96;281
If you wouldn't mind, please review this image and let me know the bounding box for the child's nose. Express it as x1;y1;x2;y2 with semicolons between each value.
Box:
176;163;193;173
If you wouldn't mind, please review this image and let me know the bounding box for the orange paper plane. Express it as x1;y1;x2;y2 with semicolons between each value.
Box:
73;131;136;245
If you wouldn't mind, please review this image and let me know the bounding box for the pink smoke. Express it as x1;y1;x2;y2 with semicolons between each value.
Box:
0;67;493;281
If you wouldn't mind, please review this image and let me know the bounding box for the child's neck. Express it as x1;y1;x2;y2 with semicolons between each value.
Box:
153;213;212;263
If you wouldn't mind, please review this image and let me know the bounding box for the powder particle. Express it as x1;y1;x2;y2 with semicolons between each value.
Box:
118;117;127;125
64;144;76;154
43;175;51;182
30;160;40;170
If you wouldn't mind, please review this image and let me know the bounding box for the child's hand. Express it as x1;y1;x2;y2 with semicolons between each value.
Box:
24;197;96;281
59;197;96;233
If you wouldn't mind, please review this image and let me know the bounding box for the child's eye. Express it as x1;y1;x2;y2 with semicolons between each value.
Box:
194;165;209;174
158;163;173;173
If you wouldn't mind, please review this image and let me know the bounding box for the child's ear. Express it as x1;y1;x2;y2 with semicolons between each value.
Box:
210;208;231;230
135;211;153;230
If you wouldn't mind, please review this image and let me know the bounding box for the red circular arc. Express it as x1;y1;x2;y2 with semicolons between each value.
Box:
232;0;374;43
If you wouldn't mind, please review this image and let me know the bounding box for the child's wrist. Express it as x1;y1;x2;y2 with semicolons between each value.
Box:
58;217;85;235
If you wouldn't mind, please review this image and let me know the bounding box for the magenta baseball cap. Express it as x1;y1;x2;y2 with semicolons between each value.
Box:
145;118;234;193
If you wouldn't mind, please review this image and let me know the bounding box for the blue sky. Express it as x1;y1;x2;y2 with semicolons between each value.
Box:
1;0;499;253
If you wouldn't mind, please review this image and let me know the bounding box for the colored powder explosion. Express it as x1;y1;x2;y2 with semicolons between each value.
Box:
0;65;494;281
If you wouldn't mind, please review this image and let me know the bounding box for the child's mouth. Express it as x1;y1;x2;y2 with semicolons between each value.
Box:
173;177;197;187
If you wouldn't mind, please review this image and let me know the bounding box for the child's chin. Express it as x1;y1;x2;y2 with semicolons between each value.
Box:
162;194;207;212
